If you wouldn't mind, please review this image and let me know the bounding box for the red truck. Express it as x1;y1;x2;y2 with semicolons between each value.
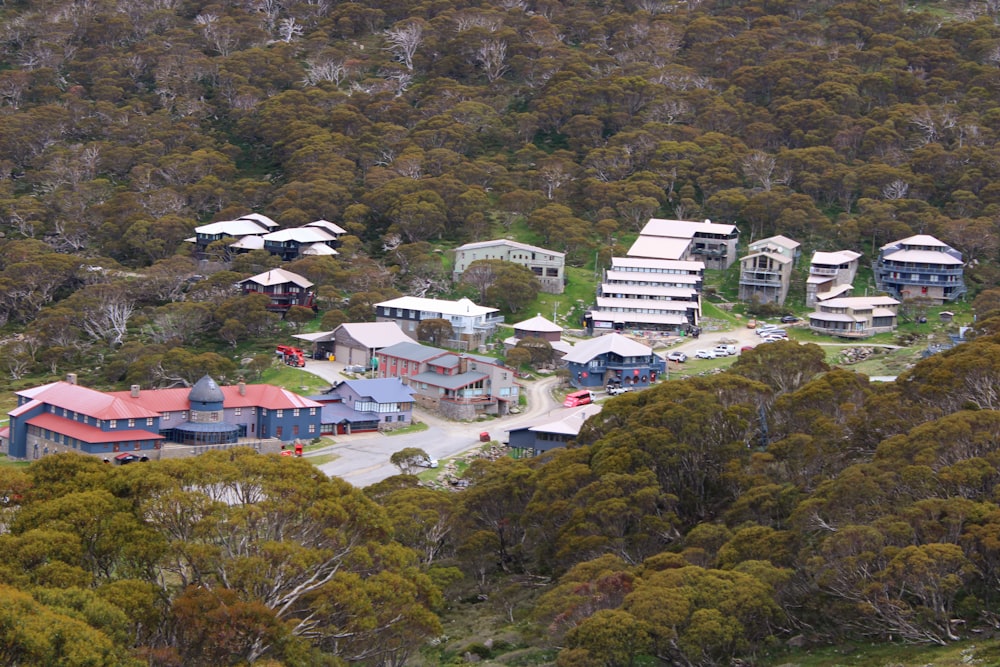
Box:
276;345;306;367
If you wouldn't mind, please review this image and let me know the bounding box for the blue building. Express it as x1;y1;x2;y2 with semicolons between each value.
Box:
563;333;665;389
309;378;415;434
0;374;322;460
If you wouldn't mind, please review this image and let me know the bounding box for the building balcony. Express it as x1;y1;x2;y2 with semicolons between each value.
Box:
876;261;964;277
809;266;840;276
740;273;783;287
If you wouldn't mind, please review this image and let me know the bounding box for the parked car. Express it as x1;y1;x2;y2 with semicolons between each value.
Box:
606;384;632;396
746;319;757;329
780;315;800;323
713;344;737;357
756;324;779;335
415;456;439;469
694;349;717;359
666;351;688;362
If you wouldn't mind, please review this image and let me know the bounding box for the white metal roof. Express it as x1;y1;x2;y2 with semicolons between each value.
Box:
639;218;738;238
196;219;272;236
627;235;692;260
300;243;339;256
819;295;899;309
455;238;565;257
229;235;265;250
263;227;337;243
751;234;800;250
238;213;279;228
812;250;861;265
586;311;689;326
595;296;693;312
881;248;962;265
336;322;413;348
882;234;949;249
239;268;313;288
611;256;705;273
376;296;498;317
512;314;563;333
600;284;699;299
604;270;700;285
563;333;655;363
306;219;348;235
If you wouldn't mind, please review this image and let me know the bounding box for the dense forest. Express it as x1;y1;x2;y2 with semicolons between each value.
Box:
2;0;1000;664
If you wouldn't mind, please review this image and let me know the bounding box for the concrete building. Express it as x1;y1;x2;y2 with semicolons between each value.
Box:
374;296;503;349
738;235;800;305
874;235;966;304
453;239;565;293
586;257;703;334
806;250;862;307
808;296;900;338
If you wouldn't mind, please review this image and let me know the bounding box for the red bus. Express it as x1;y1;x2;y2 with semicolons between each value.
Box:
563;390;595;407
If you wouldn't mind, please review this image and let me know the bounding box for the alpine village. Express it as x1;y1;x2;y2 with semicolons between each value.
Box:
4;0;1000;666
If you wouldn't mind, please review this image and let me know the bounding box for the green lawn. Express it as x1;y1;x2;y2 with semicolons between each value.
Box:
258;364;332;395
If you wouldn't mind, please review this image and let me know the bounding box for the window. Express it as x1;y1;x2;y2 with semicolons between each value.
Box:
385;416;392;422
262;408;267;416
276;426;282;437
181;411;188;419
308;424;315;434
293;408;299;417
163;412;170;421
235;407;241;416
397;415;405;422
146;418;154;426
309;407;316;416
128;419;135;428
276;409;284;418
109;420;117;429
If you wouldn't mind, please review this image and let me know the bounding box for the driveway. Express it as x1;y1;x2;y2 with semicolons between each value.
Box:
289;361;563;487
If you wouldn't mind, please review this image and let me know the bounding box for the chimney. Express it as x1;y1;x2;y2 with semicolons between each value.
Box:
238;382;247;396
131;385;140;398
66;372;77;385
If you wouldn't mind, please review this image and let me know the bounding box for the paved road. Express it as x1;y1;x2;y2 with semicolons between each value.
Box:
290;360;562;487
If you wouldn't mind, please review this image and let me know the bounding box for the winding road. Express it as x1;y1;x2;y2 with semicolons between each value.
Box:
293;360;562;487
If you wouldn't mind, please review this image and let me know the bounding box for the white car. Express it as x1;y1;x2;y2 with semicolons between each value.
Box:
713;344;736;357
694;349;717;359
666;351;688;363
415;457;439;469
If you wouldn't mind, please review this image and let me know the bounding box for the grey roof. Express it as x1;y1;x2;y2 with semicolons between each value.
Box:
409;371;487;390
336;322;412;349
189;375;224;403
378;341;449;363
563;333;654;364
340;378;414;403
430;355;461;369
319;403;377;424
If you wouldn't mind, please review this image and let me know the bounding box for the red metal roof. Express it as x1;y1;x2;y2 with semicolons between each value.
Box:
17;382;160;420
104;383;322;412
26;413;164;444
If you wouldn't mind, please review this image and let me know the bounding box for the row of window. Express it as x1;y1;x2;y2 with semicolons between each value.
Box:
617;266;699;275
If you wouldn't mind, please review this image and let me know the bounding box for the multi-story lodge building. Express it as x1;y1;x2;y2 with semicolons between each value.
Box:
238;268;317;312
374;296;503;349
738;235;800;305
808;296;900;338
874;235;965;304
0;375;321;460
586;257;703;334
806;250;862;307
375;342;519;419
453;239;565;294
627;218;740;270
563;333;665;389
